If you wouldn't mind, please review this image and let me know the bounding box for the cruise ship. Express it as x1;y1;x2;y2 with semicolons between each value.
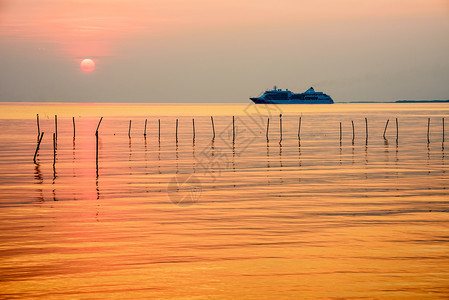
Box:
250;86;334;104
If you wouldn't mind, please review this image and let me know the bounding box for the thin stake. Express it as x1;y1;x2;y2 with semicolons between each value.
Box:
427;117;431;144
298;116;302;140
53;133;56;166
54;115;58;140
383;119;389;139
176;119;178;142
144;119;147;136
266;117;270;140
211;116;215;140
339;122;342;141
36;114;40;136
96;133;99;177
279;114;283;143
73;117;76;138
96;134;99;162
351;120;355;144
396;118;399;143
128;120;132;138
158;119;161;140
96;117;103;135
192;118;196;141
365;117;368;141
33;132;44;164
443;117;445;143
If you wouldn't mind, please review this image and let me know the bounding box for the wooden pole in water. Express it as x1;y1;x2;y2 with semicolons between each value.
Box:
396;118;399;143
279;114;283;143
365;117;368;141
211;116;215;140
176;119;178;142
443;117;445;143
232;116;235;142
351;120;355;144
96;132;99;165
266;117;270;141
36;114;40;136
383;119;389;139
298;116;302;140
94;117;101;176
158;119;161;140
427;118;431;144
54;115;58;140
33;132;44;164
53;133;56;166
192;118;196;141
128;120;132;138
144;119;147;137
339;122;342;142
73;117;76;138
96;117;103;136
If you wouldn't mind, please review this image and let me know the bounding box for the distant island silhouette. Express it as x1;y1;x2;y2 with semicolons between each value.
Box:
395;100;449;103
343;100;449;103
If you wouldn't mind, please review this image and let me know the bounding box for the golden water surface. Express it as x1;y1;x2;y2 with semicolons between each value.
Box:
0;103;448;299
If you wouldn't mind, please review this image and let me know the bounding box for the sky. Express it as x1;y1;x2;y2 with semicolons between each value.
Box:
0;0;448;103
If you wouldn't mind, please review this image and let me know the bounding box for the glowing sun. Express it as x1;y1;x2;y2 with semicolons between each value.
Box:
80;59;95;73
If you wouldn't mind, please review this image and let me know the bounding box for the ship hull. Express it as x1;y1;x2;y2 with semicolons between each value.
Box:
250;98;334;104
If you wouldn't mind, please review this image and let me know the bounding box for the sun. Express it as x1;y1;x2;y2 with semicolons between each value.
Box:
80;59;95;73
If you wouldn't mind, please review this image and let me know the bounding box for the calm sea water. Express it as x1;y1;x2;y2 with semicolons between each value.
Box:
0;103;448;299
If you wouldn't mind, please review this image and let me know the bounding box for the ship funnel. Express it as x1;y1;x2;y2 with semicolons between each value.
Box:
306;87;315;93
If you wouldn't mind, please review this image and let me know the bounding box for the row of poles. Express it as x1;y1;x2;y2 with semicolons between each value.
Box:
121;116;446;144
34;115;104;165
33;114;446;164
274;116;445;145
128;116;236;142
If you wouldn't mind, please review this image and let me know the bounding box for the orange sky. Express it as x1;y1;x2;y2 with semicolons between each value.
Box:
0;0;448;102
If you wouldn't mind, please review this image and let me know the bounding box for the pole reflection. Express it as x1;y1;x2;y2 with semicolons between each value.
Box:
52;165;57;201
95;132;101;201
266;140;270;185
34;163;44;202
339;141;342;165
176;140;179;175
364;143;368;165
211;139;216;189
427;140;431;176
144;136;148;175
232;140;236;188
442;141;446;188
364;143;368;180
298;139;301;183
52;133;57;201
395;139;399;181
279;141;283;184
384;138;389;163
158;138;162;192
73;138;76;161
73;137;77;180
72;137;77;200
96;177;100;201
128;136;132;176
158;139;161;175
192;139;196;174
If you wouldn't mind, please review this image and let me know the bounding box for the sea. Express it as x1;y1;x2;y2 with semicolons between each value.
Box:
0;102;448;298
